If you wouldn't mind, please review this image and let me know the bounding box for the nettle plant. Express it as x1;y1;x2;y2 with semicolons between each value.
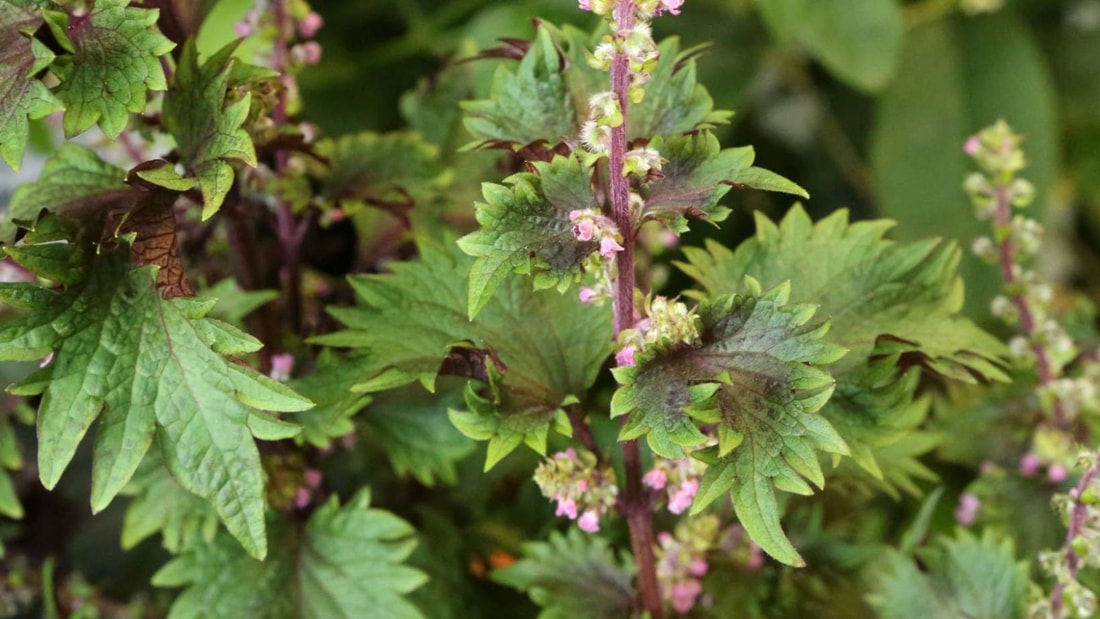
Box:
0;0;1096;617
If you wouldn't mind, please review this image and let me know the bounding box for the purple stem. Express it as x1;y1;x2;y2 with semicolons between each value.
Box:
606;2;661;617
271;0;303;335
1051;463;1099;618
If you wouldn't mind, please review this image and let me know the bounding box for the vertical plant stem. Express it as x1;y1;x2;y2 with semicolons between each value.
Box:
608;2;661;617
1051;462;1100;618
991;183;1068;428
272;0;304;335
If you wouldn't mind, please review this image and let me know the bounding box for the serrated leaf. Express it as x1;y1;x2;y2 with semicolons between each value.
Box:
614;284;847;565
492;529;636;619
163;40;257;219
0;1;64;172
316;131;449;211
679;205;1008;482
316;238;611;470
457;154;598;318
0;234;312;559
462;23;727;150
363;384;475;486
640;132;806;232
155;489;427;619
868;529;1029;619
120;452;218;553
3;144;130;241
290;353;369;449
48;0;174;138
757;0;903;93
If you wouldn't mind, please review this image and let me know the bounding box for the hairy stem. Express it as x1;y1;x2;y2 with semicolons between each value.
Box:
1051;461;1100;618
608;2;661;617
991;183;1068;428
272;0;304;336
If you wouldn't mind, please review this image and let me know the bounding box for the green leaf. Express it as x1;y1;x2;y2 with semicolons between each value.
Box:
316;131;449;210
48;0;174;138
0;231;312;559
120;452;219;554
757;0;903;92
3;144;131;242
154;489;427;619
640;132;807;232
869;14;1057;311
316;238;611;470
492;529;636;619
679;206;1008;482
201;278;278;324
462;23;728;150
163;40;258;219
461;25;577;149
0;407;23;520
290;353;369;449
613;282;847;566
363;384;475;486
868;529;1029;619
0;1;63;171
457;154;598;318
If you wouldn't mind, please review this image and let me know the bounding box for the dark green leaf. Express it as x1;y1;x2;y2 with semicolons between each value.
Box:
316;238;611;470
0;0;63;171
492;529;636;619
154;489;427;619
0;229;312;559
48;0;174;137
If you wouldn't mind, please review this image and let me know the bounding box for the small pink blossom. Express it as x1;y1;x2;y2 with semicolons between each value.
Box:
573;219;596;242
578;0;591;10
687;558;708;577
615;345;637;367
576;479;589;492
291;42;323;66
670;579;702;614
556;498;578;520
299;11;324;38
1019;452;1040;477
233;22;252;37
578;510;600;533
656;0;685;15
579;287;598;304
643;467;667;490
955;492;981;526
964;135;981;156
667;479;698;515
293;487;312;509
1048;464;1068;483
745;543;764;570
270;353;295;382
599;236;624;257
304;468;322;489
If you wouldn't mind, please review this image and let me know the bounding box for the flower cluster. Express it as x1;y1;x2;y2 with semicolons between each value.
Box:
616;295;701;367
533;448;618;533
1031;453;1100;618
234;0;324;67
569;209;624;259
655;515;717;614
643;455;706;514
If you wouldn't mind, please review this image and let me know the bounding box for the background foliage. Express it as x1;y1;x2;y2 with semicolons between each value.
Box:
1;0;1100;617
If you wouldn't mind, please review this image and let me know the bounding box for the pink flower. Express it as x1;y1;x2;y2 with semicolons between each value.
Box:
299;11;324;38
615;345;637;367
579;287;597;304
579;0;591;9
955;492;981;526
233;22;252;37
657;0;685;15
556;498;578;520
291;42;323;65
304;469;323;489
578;510;600;533
964;135;981;156
294;487;312;509
573;219;596;242
599;236;624;257
576;479;589;492
1049;464;1068;483
643;467;667;490
668;479;698;515
270;353;295;382
670;579;702;613
687;558;708;577
1019;453;1040;477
